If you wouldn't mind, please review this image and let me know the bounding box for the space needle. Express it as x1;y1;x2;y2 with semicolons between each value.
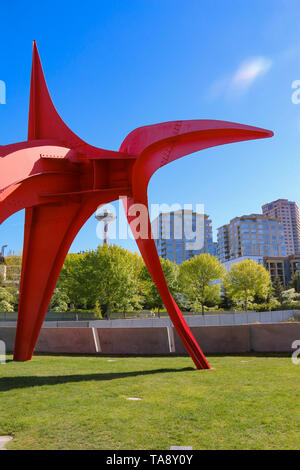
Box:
95;209;116;245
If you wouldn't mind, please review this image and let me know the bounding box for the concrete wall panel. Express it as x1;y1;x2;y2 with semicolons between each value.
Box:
250;323;300;352
259;312;272;323
204;316;220;326
35;328;97;353
185;316;204;327
97;327;170;354
246;312;260;324
0;327;16;352
234;314;248;325
173;325;251;354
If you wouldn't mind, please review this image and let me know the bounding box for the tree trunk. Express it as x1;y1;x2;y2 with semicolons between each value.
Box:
106;304;111;320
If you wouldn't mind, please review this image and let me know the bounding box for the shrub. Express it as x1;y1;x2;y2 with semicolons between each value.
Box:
93;300;103;319
0;300;14;312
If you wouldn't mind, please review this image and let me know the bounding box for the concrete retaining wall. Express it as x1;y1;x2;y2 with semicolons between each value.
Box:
43;321;90;328
0;327;16;352
0;327;98;354
173;325;251;354
0;322;299;355
250;323;300;352
173;323;300;354
35;328;98;353
96;327;170;354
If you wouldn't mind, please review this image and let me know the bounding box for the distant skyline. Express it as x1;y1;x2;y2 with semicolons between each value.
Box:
1;0;300;254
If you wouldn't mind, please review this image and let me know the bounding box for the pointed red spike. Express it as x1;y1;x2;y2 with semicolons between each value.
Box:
28;41;84;146
27;42;124;160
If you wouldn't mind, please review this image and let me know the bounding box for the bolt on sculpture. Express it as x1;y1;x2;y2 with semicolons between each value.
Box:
0;42;273;368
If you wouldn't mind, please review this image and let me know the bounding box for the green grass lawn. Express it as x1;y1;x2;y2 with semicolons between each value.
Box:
0;353;299;450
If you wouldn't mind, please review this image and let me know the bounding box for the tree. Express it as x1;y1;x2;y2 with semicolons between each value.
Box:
56;253;87;308
49;287;69;312
0;286;17;312
57;245;143;317
178;254;226;315
93;300;103;319
220;285;235;310
290;272;300;293
224;259;271;311
282;288;298;304
4;255;22;283
273;276;284;306
140;257;180;314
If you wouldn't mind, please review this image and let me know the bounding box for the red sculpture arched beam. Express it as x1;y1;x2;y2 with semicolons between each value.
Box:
0;42;273;367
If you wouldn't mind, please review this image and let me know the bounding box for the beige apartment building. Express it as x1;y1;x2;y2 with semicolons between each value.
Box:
217;214;287;263
264;254;300;285
262;199;300;255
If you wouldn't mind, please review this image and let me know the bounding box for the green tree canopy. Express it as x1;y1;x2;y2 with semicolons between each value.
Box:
4;255;22;283
0;285;18;312
57;245;143;316
224;259;271;311
49;287;70;312
290;272;300;293
139;257;180;313
178;254;225;314
272;276;284;306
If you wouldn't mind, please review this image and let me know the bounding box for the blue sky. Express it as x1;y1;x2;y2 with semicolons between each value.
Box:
1;0;300;254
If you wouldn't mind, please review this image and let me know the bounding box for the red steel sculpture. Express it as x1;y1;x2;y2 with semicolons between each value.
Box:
0;42;273;368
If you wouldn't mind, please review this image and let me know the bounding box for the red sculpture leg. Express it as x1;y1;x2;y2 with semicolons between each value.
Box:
14;197;102;361
125;196;211;370
14;203;79;360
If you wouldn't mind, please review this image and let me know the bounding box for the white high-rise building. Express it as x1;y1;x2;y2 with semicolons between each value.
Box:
262;199;300;255
151;210;216;265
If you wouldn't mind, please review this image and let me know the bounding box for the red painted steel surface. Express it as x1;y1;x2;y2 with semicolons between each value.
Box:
0;42;273;367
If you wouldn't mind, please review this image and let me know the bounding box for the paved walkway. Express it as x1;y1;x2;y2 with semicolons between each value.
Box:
0;436;12;450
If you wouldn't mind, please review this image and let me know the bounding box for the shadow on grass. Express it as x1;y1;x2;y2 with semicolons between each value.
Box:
0;367;194;392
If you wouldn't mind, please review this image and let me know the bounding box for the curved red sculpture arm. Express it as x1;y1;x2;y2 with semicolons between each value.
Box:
120;120;272;201
120;120;273;369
